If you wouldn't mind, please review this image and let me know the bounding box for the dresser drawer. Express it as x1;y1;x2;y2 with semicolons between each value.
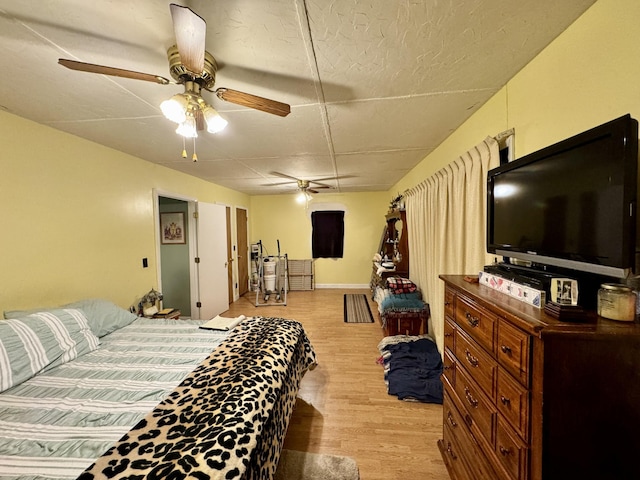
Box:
497;367;530;440
444;389;503;480
445;288;455;319
441;432;472;480
454;367;497;447
455;328;497;399
455;295;497;354
496;416;528;480
443;348;456;388
497;319;531;387
444;317;455;352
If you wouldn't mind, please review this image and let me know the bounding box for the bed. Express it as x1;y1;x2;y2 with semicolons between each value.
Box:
0;300;316;479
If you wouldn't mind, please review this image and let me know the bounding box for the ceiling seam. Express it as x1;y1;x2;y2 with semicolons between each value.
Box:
327;88;498;105
14;14;161;112
294;0;342;191
290;87;496;109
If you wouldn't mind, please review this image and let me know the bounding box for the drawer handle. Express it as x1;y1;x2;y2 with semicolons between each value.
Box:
465;312;480;327
464;387;479;408
464;414;473;427
464;349;479;368
446;442;458;460
447;411;458;428
500;395;511;406
500;345;512;354
444;332;452;337
499;446;512;456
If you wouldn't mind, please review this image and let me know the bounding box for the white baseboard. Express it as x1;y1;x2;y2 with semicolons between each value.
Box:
315;284;370;289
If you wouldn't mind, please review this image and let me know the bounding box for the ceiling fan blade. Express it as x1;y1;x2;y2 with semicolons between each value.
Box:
262;181;298;187
170;3;206;75
216;88;291;117
309;175;353;183
307;188;320;194
271;172;300;182
308;181;334;189
58;59;170;85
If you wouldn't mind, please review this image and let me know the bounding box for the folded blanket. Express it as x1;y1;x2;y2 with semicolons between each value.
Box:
380;293;426;313
199;314;247;331
386;276;418;294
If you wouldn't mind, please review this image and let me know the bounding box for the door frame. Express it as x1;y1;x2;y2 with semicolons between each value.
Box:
227;204;250;301
215;201;239;303
153;189;199;314
236;206;249;297
154;190;248;308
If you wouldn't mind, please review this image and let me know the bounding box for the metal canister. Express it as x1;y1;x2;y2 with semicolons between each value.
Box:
597;283;636;321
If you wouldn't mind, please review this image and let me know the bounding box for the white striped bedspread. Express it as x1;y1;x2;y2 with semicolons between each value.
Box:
0;318;230;480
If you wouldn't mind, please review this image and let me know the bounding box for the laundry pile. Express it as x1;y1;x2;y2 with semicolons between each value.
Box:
377;335;443;404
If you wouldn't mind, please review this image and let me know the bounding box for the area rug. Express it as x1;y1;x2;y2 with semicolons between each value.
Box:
275;449;360;480
344;294;374;323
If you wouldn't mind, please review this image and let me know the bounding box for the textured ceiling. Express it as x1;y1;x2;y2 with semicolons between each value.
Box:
0;0;596;195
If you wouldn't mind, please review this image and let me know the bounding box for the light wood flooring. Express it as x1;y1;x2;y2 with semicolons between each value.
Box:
223;288;449;480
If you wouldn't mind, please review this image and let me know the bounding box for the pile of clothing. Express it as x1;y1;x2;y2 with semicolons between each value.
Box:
377;335;443;404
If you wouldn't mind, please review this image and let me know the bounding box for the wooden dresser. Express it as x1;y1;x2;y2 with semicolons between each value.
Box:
439;275;640;480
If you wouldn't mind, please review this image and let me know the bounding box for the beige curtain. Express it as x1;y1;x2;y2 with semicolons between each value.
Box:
405;136;500;355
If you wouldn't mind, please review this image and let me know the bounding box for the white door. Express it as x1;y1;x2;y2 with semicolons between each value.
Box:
193;202;229;320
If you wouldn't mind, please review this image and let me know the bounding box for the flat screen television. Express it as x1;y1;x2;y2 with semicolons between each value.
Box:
487;114;639;278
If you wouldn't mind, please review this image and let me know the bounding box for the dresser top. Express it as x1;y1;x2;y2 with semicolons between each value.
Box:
440;274;640;337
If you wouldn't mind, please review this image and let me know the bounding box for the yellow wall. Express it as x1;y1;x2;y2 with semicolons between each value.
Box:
249;192;388;286
394;0;640;193
507;0;640;155
0;111;249;312
3;0;636;311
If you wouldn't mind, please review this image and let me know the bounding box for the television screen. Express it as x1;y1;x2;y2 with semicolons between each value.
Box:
487;114;638;278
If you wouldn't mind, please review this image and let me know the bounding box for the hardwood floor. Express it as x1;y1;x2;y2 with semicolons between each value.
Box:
223;288;449;480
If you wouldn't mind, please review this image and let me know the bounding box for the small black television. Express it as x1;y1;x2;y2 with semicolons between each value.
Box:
487;114;639;278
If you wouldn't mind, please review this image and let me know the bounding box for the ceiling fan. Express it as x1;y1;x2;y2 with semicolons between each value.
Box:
270;172;336;195
269;171;340;206
58;3;290;142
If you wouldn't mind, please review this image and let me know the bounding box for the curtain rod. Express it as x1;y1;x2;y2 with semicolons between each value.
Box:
494;128;515;142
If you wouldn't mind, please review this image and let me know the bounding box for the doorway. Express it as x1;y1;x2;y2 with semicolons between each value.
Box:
236;207;249;297
155;191;234;320
158;197;191;316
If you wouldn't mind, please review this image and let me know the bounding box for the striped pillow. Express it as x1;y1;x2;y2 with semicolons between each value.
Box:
0;308;99;392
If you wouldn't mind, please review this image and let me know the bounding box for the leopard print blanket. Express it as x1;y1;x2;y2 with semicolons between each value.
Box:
78;316;316;480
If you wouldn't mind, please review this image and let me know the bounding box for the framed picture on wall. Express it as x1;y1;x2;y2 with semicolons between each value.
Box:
160;212;186;244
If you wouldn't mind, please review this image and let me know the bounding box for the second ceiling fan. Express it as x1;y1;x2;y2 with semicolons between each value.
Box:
58;3;290;140
271;172;336;195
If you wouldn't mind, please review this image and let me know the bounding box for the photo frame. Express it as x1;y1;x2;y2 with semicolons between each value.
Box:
160;212;186;244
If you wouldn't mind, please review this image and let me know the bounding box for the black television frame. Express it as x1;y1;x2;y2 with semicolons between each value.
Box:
486;114;639;278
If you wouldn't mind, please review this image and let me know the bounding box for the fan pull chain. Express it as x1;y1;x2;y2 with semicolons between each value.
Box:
192;137;198;162
181;137;187;159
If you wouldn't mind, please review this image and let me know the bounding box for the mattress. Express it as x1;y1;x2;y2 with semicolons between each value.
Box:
0;317;231;479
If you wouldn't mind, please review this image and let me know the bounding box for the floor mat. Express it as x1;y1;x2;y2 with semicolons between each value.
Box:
343;294;374;323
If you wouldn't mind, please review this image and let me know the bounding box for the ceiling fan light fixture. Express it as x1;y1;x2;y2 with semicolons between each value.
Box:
160;94;189;123
296;190;312;204
201;104;228;133
58;4;292;158
176;115;198;138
